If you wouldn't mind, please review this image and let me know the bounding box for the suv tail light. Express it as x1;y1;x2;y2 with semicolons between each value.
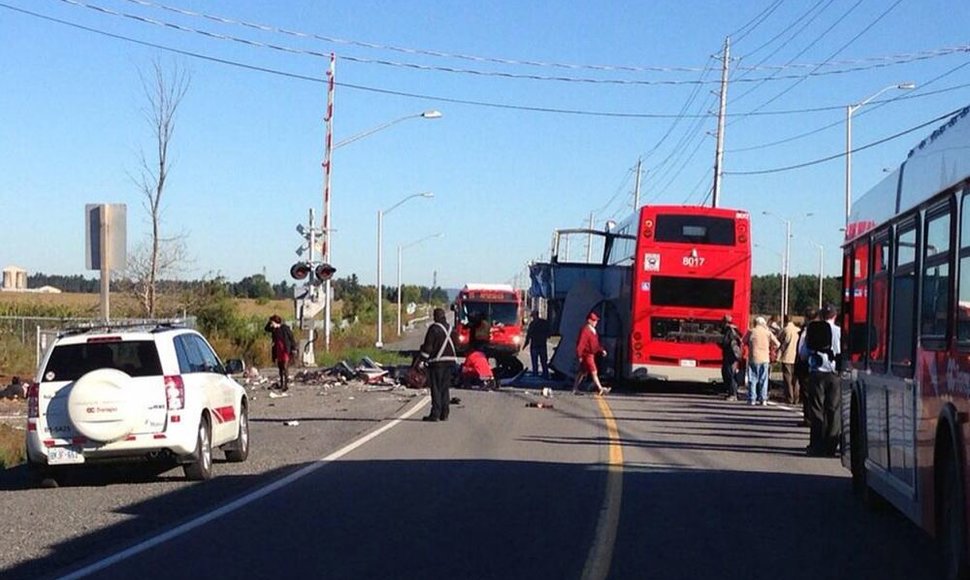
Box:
165;375;185;411
27;383;39;418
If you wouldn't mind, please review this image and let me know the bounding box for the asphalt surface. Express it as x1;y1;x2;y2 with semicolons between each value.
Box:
0;329;942;579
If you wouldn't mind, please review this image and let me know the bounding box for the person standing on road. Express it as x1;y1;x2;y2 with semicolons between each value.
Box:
778;315;802;405
524;309;550;379
743;316;780;406
801;304;843;456
264;314;296;392
419;308;458;422
795;307;817;427
572;311;610;396
719;315;743;401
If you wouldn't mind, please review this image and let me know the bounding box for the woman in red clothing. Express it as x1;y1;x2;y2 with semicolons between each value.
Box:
264;314;296;392
572;311;610;396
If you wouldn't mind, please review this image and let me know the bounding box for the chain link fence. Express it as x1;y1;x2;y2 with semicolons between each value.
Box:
0;316;197;367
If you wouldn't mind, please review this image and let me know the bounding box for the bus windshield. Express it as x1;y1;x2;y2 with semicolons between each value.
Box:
460;301;519;325
655;215;735;246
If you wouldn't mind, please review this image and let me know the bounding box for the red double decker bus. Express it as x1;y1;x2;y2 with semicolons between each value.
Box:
530;204;751;383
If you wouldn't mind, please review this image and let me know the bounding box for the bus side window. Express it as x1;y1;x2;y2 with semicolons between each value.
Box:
891;220;918;377
958;190;970;345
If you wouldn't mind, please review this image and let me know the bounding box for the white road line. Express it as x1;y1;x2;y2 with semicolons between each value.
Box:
58;395;431;580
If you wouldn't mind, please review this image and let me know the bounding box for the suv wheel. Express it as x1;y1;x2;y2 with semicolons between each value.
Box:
183;416;213;481
224;402;250;463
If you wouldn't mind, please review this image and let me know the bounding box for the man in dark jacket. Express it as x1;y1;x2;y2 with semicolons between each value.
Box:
419;308;458;422
524;309;550;379
265;314;296;392
720;315;743;401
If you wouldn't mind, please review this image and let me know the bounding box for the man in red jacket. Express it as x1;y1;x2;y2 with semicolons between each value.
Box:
572;311;610;396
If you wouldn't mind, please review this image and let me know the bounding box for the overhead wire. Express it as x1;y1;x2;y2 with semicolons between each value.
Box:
729;0;785;46
50;0;970;85
728;62;970;154
736;0;904;119
730;0;834;99
724;106;966;176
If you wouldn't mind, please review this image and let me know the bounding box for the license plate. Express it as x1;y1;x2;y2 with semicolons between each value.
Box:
48;446;85;465
680;359;697;368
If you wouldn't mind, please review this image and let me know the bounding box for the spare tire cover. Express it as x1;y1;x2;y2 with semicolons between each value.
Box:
67;369;138;442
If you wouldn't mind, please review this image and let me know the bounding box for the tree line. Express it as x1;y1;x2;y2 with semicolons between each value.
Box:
29;271;835;317
26;272;449;308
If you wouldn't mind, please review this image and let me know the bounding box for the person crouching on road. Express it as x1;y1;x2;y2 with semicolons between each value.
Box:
572;311;610;396
461;347;496;390
264;314;296;392
419;308;458;422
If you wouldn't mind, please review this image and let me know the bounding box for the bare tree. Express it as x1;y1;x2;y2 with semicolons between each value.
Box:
128;59;191;317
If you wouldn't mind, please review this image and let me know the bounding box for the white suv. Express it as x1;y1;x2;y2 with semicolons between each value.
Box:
25;322;250;485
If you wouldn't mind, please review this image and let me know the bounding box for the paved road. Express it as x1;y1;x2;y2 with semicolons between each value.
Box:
0;374;941;580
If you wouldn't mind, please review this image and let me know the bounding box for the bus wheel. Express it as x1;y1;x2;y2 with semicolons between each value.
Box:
938;442;970;580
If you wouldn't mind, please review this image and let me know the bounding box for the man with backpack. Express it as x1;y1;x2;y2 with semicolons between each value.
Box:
799;304;842;456
720;315;743;401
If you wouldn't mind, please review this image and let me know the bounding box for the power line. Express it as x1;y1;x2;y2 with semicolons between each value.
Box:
51;0;970;86
736;0;904;120
724;107;965;175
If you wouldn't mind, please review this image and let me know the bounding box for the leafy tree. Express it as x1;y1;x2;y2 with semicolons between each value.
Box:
233;274;274;299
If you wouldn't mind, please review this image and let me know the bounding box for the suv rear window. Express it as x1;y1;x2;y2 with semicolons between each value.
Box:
43;340;163;382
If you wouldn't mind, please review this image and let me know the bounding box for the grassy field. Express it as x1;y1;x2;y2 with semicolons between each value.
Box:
0;424;25;469
0;291;411;469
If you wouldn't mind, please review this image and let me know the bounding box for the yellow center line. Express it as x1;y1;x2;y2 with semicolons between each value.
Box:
581;395;624;580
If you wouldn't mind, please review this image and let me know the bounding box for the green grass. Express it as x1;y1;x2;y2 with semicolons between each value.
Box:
0;424;25;469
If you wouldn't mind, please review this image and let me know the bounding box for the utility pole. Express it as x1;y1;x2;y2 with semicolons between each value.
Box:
712;36;730;208
633;158;642;210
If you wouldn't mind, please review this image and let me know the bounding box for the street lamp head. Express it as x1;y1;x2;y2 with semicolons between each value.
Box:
419;191;434;199
421;110;443;119
897;82;916;90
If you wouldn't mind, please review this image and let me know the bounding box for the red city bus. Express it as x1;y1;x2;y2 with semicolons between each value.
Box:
623;205;751;381
530;204;751;383
841;105;970;576
451;283;525;361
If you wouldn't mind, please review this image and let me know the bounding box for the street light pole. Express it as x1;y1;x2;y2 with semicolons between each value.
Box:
323;108;442;352
844;83;916;228
811;242;824;308
377;192;434;348
763;211;813;317
397;233;443;336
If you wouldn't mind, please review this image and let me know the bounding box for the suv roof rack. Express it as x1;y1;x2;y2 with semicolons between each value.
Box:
59;318;189;337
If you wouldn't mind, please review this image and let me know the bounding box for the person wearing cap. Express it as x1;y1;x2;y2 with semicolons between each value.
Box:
719;314;743;401
743;316;780;406
419;307;458;422
524;309;551;379
572;311;610;396
264;314;296;392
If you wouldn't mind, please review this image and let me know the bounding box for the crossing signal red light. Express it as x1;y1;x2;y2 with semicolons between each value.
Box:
290;262;312;281
315;263;336;282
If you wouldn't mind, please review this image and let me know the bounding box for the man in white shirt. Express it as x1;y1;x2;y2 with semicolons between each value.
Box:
799;304;842;456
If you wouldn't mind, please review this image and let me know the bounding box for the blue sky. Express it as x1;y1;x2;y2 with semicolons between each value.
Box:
2;0;969;290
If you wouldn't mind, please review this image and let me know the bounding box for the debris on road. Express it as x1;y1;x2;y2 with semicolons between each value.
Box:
527;402;554;409
282;420;300;426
